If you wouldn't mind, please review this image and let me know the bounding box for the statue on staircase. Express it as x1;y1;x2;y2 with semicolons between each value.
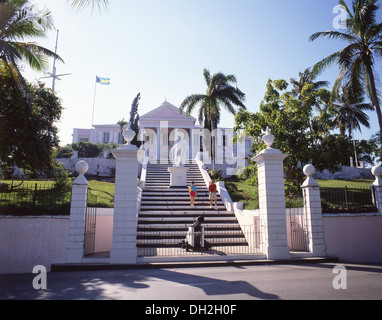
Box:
169;131;188;167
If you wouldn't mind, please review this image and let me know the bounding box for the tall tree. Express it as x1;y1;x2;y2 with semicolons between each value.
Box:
331;87;374;166
0;0;62;104
234;78;349;188
116;118;128;144
129;92;141;147
290;67;329;111
310;0;382;144
180;68;246;168
0;74;63;174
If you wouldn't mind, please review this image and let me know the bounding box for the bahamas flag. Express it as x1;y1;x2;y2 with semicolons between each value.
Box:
96;76;111;85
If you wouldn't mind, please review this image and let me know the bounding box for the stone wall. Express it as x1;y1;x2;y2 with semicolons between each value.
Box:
314;166;373;180
57;158;116;178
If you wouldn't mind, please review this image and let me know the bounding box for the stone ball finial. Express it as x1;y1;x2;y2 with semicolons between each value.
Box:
372;165;382;177
303;164;316;177
75;160;89;175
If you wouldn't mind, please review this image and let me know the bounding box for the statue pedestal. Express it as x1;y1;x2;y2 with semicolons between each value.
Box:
168;167;189;188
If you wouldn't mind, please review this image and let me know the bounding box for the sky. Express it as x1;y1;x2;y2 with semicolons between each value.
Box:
23;0;382;147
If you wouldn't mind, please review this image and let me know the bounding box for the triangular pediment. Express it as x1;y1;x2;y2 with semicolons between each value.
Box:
140;101;196;123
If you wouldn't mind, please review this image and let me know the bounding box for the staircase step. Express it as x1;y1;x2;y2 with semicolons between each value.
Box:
138;217;238;223
142;190;210;194
138;161;250;253
138;224;242;231
139;212;233;217
140;205;227;211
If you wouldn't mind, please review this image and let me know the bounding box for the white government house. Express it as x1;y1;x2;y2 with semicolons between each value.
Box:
72;101;253;174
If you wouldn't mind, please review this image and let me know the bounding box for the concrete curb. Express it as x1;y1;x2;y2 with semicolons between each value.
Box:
51;256;339;273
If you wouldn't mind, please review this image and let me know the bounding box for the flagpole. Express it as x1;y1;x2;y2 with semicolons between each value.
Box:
91;77;97;127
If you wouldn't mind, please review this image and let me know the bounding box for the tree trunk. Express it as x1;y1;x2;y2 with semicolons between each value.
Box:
365;63;382;146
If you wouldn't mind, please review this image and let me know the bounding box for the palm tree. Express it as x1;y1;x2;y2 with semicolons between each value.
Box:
331;86;374;166
0;0;63;104
310;0;382;144
290;67;329;110
180;68;246;168
116;118;128;144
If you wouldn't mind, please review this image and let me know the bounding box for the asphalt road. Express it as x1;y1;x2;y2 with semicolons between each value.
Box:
1;263;382;301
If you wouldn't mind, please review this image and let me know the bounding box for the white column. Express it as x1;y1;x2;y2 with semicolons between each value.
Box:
156;126;160;164
190;128;194;160
65;161;89;264
252;128;290;260
160;121;169;163
72;129;79;143
301;164;326;257
215;128;224;164
371;166;382;213
110;126;138;264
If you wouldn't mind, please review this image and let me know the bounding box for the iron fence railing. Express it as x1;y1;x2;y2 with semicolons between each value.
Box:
0;183;71;216
320;186;377;214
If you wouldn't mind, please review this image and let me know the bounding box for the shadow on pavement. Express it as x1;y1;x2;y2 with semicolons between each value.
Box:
0;267;279;300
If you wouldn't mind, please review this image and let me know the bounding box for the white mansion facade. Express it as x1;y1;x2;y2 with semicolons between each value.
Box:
72;101;252;171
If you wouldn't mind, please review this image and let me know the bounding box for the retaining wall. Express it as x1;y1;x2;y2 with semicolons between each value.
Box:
0;212;381;275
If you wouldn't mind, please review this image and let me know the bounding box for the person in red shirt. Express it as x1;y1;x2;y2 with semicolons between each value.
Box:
209;180;218;209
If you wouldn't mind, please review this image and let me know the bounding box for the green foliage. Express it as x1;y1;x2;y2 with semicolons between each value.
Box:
224;179;259;210
237;161;258;186
0;74;63;175
234;75;355;188
310;0;382;145
71;141;113;158
51;162;72;191
180;68;246;169
207;168;223;181
54;145;74;159
129;92;141;147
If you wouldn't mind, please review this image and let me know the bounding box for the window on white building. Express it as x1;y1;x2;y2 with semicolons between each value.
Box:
103;132;110;143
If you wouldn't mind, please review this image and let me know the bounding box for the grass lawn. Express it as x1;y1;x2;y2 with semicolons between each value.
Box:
224;180;259;210
0;180;116;214
316;179;373;188
87;180;115;208
224;178;375;210
0;178;375;213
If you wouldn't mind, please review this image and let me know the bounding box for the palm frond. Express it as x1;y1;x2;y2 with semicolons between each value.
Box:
309;30;356;43
70;0;109;12
203;68;211;87
339;0;354;19
180;94;207;116
312;51;341;76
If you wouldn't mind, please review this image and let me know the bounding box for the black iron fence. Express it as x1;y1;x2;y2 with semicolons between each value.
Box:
0;183;71;216
320;186;377;214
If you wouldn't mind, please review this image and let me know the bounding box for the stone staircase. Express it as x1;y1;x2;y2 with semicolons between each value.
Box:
137;160;251;255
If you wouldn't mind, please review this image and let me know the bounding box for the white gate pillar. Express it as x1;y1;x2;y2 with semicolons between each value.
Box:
252;128;290;260
301;164;326;257
371;166;382;213
110;125;138;264
66;161;89;263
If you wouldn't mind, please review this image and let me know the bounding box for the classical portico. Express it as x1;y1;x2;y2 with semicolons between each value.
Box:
139;101;201;162
71;100;252;174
